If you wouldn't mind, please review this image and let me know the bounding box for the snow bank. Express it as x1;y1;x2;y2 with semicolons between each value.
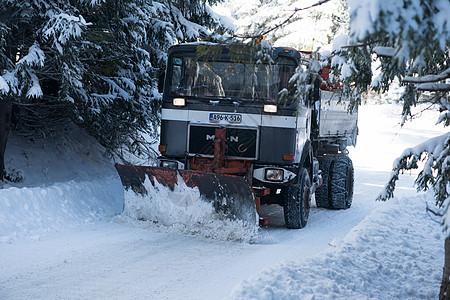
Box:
3;124;117;189
229;193;443;299
0;176;123;244
113;176;259;243
0;123;125;244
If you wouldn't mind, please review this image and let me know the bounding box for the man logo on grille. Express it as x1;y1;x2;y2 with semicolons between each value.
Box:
205;135;239;142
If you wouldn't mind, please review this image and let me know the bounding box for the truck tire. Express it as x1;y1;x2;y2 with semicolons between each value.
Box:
283;168;311;229
329;155;354;209
315;156;333;208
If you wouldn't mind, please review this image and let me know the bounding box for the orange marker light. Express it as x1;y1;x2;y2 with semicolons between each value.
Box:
282;154;295;161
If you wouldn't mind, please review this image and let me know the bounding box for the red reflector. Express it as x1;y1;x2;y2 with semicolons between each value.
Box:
259;217;270;226
158;145;167;152
282;154;295;161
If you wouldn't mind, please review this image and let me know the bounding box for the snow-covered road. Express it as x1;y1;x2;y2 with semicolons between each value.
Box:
1;194;382;299
0;104;446;299
0;198;385;299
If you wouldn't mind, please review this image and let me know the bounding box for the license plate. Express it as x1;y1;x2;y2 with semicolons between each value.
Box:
209;113;242;123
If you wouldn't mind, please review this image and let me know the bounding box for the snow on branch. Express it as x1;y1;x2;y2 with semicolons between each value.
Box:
404;68;450;84
26;71;43;99
41;12;90;54
78;0;105;6
17;43;45;68
0;76;10;94
340;39;385;49
169;4;208;41
372;46;395;58
330;35;359;83
438;98;450;126
102;77;133;100
206;5;235;33
401;68;450;92
1;71;17;95
378;132;450;208
417;83;450;92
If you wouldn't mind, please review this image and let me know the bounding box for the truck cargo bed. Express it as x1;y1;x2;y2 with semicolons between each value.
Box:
318;91;358;143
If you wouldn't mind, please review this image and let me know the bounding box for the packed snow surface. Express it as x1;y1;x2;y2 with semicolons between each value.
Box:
0;103;447;299
230;195;441;299
0;177;122;244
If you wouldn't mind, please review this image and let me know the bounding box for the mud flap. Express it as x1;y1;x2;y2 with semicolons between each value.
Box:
115;164;258;225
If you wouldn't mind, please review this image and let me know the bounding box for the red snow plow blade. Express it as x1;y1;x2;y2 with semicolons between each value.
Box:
115;164;258;224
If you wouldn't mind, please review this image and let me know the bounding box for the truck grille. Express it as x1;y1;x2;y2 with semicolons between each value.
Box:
188;125;257;159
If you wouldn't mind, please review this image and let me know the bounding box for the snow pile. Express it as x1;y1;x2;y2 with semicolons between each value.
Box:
113;176;259;243
0;124;124;244
229;193;442;299
2;123;117;189
0;176;123;244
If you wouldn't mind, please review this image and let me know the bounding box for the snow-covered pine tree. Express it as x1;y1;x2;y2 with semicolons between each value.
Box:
329;0;449;297
0;0;231;180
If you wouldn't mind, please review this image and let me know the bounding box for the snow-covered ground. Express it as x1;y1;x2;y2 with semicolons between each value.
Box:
0;103;447;299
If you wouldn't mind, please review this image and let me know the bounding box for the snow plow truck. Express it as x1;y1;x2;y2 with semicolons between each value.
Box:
116;43;358;229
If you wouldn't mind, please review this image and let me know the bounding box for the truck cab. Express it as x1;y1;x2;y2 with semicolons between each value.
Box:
158;43;357;228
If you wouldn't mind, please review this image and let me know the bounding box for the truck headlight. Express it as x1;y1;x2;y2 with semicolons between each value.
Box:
160;160;182;169
265;169;284;182
264;104;277;113
173;98;185;106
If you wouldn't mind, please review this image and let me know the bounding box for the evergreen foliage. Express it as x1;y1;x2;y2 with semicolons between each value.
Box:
324;0;450;214
0;0;230;162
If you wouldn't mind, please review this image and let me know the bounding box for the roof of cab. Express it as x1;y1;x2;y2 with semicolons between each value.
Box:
168;43;302;62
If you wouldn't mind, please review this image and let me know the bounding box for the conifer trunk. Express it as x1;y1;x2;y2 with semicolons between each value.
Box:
440;237;450;299
0;97;13;181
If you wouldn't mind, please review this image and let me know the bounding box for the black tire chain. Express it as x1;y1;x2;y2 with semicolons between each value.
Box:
315;156;333;208
283;168;311;229
329;155;354;209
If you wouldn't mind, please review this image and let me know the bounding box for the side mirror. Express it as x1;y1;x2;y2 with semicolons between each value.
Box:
313;78;320;102
158;69;165;94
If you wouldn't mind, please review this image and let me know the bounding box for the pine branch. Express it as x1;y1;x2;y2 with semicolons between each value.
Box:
407;94;445;121
378;133;450;206
427;206;443;217
404;68;450;84
417;83;450;92
425;201;444;226
340;39;384;49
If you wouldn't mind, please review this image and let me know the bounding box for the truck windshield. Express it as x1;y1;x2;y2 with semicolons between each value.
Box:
168;56;297;102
